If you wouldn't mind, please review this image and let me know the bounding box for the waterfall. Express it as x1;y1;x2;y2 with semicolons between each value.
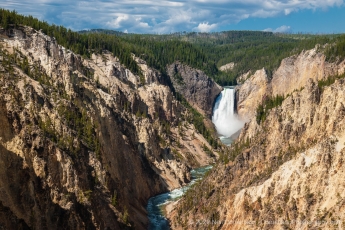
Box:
212;87;244;141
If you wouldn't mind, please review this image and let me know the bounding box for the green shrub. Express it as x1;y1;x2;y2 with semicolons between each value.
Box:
318;72;345;91
256;94;285;124
111;191;117;207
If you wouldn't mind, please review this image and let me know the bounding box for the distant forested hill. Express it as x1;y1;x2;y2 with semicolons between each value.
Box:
80;28;342;85
1;8;344;86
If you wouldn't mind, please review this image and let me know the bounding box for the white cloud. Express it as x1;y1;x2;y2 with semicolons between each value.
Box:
264;25;291;33
1;0;344;33
107;15;130;29
274;25;291;33
195;22;218;32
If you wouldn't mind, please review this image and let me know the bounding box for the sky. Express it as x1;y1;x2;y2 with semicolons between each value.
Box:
2;0;345;34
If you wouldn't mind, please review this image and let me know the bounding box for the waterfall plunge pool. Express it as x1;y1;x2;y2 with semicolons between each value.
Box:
146;165;213;230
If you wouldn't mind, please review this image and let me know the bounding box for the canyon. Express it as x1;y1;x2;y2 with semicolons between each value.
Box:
0;26;220;229
168;45;345;229
1;20;345;230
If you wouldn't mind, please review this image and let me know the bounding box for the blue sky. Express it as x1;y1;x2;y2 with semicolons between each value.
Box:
2;0;345;34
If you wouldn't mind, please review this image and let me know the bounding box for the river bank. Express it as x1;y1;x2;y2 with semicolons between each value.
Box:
147;165;213;230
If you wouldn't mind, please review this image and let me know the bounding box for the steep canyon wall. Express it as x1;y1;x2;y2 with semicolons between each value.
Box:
0;26;218;229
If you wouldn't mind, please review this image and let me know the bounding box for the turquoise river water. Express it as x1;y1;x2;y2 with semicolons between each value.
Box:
146;165;213;230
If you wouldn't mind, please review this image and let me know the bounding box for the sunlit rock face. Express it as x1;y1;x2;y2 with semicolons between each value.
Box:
236;47;345;122
0;26;217;229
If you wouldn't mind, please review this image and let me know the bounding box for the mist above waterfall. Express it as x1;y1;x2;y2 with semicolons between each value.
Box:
212;87;244;138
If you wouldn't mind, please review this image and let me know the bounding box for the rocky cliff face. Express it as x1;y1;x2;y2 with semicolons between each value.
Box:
0;26;217;229
219;62;235;72
236;68;271;120
237;47;345;120
169;48;345;229
167;62;222;117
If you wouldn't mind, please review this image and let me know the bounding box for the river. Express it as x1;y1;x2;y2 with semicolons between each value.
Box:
146;165;213;230
147;86;243;229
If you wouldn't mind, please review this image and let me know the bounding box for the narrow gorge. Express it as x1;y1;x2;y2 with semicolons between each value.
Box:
2;8;345;230
147;86;244;229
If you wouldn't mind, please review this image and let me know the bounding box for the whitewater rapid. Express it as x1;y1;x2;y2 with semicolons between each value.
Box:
147;166;212;230
212;87;244;143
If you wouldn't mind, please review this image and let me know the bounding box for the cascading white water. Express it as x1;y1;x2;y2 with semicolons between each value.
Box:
212;87;244;144
147;166;212;230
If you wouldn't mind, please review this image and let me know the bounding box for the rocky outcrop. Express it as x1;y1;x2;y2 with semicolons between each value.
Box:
167;62;222;117
169;76;345;229
219;62;235;72
236;68;271;120
272;47;330;96
236;47;345;120
236;71;251;84
0;26;216;229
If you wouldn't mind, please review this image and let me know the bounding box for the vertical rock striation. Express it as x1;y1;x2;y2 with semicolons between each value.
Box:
167;62;222;117
236;47;345;120
0;26;217;229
